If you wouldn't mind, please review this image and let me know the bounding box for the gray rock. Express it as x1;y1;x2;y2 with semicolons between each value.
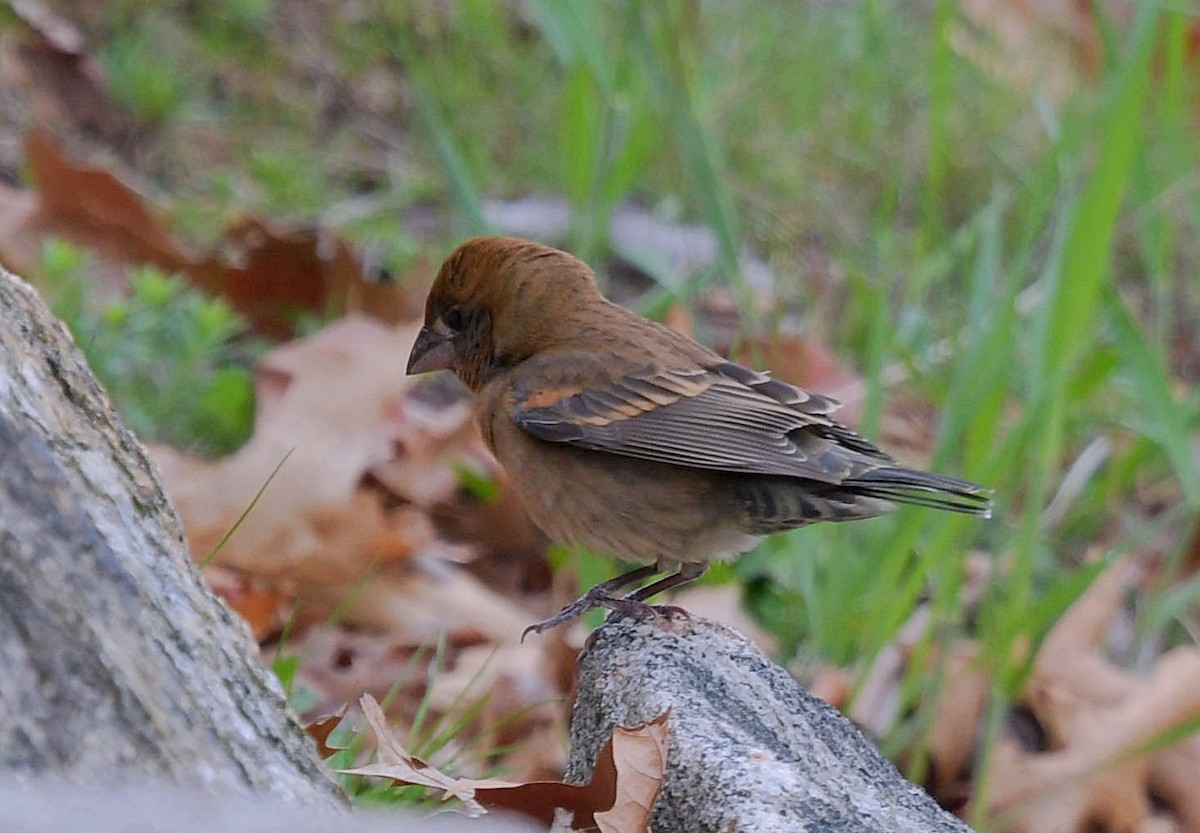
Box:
0;265;339;803
566;613;975;833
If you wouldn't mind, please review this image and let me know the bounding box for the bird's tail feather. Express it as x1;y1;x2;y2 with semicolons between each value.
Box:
844;467;993;518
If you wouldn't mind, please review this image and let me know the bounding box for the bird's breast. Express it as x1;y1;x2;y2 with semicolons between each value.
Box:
482;404;759;569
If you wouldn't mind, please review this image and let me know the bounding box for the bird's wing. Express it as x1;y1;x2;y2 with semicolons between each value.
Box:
510;351;894;484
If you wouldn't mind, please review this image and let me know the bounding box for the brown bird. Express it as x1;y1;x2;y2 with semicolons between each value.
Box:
407;236;991;636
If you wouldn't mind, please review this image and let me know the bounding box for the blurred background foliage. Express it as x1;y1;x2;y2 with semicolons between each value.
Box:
4;0;1200;813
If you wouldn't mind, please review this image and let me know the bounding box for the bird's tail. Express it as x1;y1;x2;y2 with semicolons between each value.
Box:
843;467;993;518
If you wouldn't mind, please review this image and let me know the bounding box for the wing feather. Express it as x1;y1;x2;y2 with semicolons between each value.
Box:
512;354;892;484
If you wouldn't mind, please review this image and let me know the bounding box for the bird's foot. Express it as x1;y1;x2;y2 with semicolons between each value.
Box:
598;598;688;619
521;590;619;641
521;564;661;641
597;596;657;619
522;596;693;641
649;603;691;621
601;599;692;622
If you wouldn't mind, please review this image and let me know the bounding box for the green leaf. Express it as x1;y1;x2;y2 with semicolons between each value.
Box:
1033;5;1158;393
1104;285;1200;505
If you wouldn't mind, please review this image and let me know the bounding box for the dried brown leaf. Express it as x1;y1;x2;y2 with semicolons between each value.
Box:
344;694;490;816
188;216;408;337
345;694;669;831
0;131;189;286
367;397;491;508
1035;557;1142;676
304;705;348;760
152;320;425;571
955;0;1106;99
978;560;1200;833
2;6;132;142
332;561;533;643
593;713;669;833
1150;739;1200;830
0;133;411;335
925;641;989;800
277;627;429;722
807;666;852;710
201;565;295;641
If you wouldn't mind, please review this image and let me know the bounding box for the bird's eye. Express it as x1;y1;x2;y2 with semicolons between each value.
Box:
444;306;467;331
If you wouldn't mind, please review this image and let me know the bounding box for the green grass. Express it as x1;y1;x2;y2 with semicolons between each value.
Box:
40;0;1200;822
40;241;257;456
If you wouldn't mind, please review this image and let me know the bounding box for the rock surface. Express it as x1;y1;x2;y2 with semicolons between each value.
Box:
567;612;975;833
0;265;340;803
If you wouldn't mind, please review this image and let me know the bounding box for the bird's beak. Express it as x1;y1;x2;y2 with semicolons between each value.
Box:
407;325;455;375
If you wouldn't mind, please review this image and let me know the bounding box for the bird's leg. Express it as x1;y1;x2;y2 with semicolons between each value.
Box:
522;563;660;640
627;562;706;602
599;562;707;620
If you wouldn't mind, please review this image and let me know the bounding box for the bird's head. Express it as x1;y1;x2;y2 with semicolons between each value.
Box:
407;236;603;390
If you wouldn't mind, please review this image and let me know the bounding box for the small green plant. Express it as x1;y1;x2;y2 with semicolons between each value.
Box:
41;241;256;455
248;146;328;217
101;23;190;124
190;0;272;63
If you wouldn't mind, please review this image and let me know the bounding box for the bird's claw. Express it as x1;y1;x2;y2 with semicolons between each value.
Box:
520;591;618;641
597;597;658;619
522;596;692;641
601;599;691;623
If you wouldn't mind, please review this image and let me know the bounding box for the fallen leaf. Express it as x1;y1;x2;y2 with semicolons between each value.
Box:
201;565;295;641
326;558;533;643
367;396;492;508
345;694;669;831
807;666;851;710
1150;740;1200;830
1;3;133;142
274;626;431;724
592;712;669;833
189;216;409;337
304;705;348;759
955;0;1106;100
0;131;190;288
425;641;568;779
925;641;989;801
973;559;1200;832
474;709;668;832
279;621;572;783
152;319;431;570
344;694;490;816
0;132;412;335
